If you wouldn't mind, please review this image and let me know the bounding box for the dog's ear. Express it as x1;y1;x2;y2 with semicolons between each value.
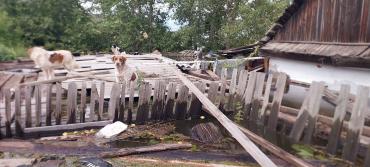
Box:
121;56;127;63
112;55;116;62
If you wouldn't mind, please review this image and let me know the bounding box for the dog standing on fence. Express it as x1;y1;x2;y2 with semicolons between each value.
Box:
28;47;80;80
112;54;137;84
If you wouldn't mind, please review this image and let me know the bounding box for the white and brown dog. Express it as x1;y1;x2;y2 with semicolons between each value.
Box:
111;54;137;84
28;47;80;80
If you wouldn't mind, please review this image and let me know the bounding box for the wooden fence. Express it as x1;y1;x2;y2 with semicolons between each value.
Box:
1;68;370;164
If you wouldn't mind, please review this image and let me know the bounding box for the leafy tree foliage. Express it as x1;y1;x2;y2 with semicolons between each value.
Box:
0;0;289;61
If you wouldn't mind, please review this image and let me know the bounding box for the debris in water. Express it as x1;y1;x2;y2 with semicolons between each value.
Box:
79;157;113;167
191;122;223;143
96;121;128;139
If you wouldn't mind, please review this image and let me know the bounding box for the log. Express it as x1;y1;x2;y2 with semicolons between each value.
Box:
99;143;192;158
173;68;277;167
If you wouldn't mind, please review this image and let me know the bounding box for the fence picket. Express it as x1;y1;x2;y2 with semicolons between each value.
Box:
14;87;22;137
67;82;77;124
45;84;52;126
98;82;105;121
80;82;87;123
4;89;11;137
175;85;189;120
127;80;136;124
164;83;176;120
108;83;121;121
25;86;32;128
35;85;41;127
118;82;126;122
267;73;287;131
89;82;97;122
55;83;62;125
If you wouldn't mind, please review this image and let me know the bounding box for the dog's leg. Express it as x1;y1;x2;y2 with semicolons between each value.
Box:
42;68;49;80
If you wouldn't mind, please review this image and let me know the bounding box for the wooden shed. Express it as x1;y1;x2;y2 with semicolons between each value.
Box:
259;0;370;91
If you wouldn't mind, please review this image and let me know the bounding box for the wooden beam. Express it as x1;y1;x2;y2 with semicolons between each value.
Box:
173;68;277;167
23;121;112;134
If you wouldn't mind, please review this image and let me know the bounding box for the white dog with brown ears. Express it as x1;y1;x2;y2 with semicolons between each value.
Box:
111;54;137;84
28;47;80;80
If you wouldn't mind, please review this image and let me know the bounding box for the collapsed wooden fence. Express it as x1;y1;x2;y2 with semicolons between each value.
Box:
0;67;370;165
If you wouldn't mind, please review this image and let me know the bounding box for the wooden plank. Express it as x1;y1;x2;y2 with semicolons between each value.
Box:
163;83;176;120
4;89;11;137
14;87;22;137
342;86;369;162
89;82;97;122
127;80;136;124
55;83;62;125
66;82;77;124
205;70;220;81
118;82;126;122
260;74;273;121
173;69;277;167
136;82;151;124
327;84;350;154
303;82;325;144
108;83;121;121
34;85;41;127
244;72;257;119
45;84;53;126
25;86;32;128
98;82;105;121
80;82;87;123
237;70;248;97
189;82;205;119
250;73;265;124
219;69;227;111
267;73;287;131
151;80;166;120
174;85;189;120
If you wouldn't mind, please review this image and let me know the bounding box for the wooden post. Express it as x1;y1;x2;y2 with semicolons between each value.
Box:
342;86;369;162
250;72;265;127
164;83;176;120
35;85;41;127
244;72;257;119
326;84;350;154
136;82;151;124
45;84;53;126
237;70;248;98
175;85;189;120
55;83;62;125
303;82;325;144
118;82;126;122
289;82;315;142
108;83;121;121
98;82;105;121
127;80;136;124
189;82;205;119
14;87;23;137
89;82;97;122
4;89;11;137
67;82;77;124
267;73;287;131
173;69;277;167
151;80;166;120
260;74;273;122
25;85;32;128
80;82;87;123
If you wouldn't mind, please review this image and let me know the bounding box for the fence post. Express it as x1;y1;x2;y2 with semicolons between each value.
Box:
164;83;177;120
326;84;350;154
174;85;189;120
67;82;77;124
14;87;23;137
267;73;287;131
342;86;369;162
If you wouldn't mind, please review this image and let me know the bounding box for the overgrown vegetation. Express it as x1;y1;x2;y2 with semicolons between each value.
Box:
0;0;289;61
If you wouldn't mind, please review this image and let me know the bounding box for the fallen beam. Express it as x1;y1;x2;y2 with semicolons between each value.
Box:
174;68;277;167
99;143;192;158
